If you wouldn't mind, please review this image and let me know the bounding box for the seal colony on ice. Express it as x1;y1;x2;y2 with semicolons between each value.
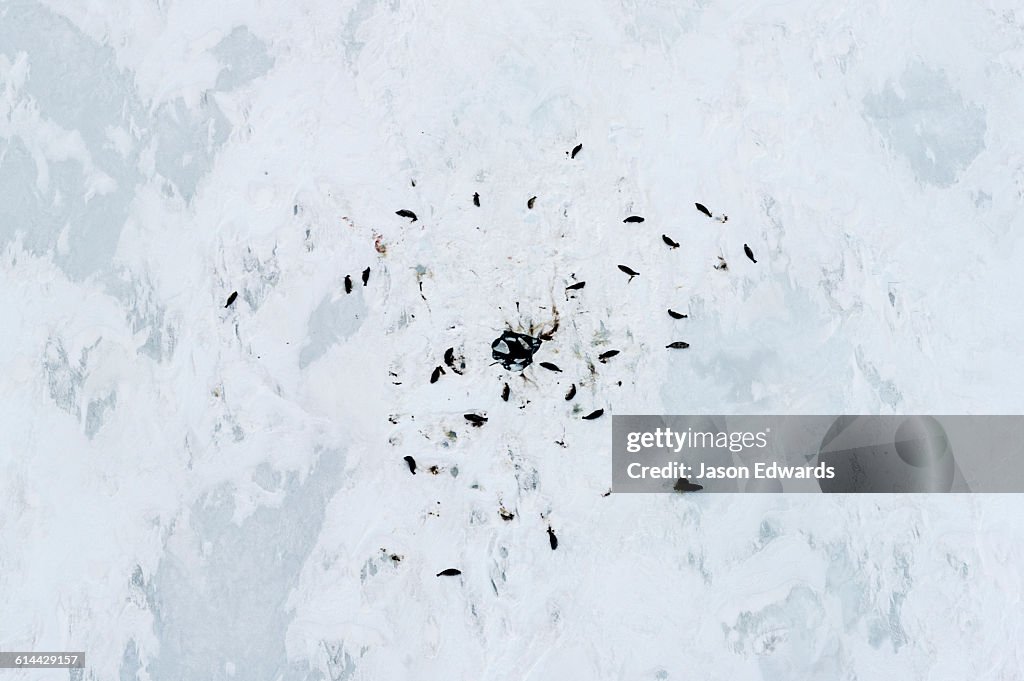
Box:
382;138;768;580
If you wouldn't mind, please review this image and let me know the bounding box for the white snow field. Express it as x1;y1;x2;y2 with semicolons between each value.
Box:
3;0;1024;679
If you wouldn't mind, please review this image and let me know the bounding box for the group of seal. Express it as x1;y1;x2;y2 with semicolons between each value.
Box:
339;267;370;295
396;141;768;580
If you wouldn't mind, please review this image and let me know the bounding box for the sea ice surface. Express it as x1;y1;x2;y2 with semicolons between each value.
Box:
2;0;1024;679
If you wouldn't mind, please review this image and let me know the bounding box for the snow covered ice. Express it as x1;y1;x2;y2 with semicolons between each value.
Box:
3;0;1024;679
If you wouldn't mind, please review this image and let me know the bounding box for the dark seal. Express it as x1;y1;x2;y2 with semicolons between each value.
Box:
436;568;462;577
674;478;703;493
